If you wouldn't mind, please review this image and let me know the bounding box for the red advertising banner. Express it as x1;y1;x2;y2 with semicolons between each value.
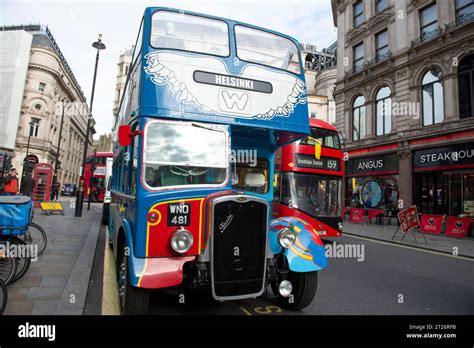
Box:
419;214;444;235
398;206;420;233
445;217;472;238
367;209;384;223
350;208;364;223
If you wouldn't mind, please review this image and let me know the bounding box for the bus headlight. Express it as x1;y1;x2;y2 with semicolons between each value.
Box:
279;280;293;297
338;222;343;231
278;228;296;248
171;228;194;254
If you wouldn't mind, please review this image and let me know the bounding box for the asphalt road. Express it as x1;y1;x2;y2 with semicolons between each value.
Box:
93;231;474;315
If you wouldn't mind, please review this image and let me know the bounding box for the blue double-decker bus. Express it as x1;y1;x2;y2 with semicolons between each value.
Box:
110;7;328;314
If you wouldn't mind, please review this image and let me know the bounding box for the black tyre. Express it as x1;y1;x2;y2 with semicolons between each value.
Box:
277;271;318;310
23;223;47;256
9;237;32;285
0;241;16;285
118;244;149;315
0;279;7;315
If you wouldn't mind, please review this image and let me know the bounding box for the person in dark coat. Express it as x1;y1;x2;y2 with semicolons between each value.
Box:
23;175;36;197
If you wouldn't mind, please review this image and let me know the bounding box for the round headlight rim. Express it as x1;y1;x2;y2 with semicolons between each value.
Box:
278;227;296;249
170;228;194;254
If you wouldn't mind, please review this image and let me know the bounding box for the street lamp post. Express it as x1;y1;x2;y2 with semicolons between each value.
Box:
52;98;67;199
20;119;38;194
74;34;106;217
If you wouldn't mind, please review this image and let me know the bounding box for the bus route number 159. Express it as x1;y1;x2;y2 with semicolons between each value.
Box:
168;203;191;226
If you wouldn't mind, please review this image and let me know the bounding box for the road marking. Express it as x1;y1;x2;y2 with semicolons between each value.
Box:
343;233;474;262
239;306;253;316
254;305;283;314
102;226;121;315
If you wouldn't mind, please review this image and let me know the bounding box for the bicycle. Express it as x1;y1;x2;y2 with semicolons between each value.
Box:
0;239;17;285
0;196;34;284
22;221;47;257
0;235;31;284
0;279;7;315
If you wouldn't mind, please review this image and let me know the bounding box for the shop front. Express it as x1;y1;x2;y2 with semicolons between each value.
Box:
413;143;474;218
345;153;399;213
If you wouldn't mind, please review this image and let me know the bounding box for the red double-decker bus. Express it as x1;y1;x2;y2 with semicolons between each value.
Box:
274;119;344;237
84;151;113;202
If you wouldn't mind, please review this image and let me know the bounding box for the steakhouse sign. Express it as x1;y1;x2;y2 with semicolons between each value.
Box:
414;143;474;171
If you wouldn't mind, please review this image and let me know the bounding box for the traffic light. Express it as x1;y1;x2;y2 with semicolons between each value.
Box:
56;160;62;170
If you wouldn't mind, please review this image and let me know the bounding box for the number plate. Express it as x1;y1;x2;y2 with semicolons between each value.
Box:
167;203;191;226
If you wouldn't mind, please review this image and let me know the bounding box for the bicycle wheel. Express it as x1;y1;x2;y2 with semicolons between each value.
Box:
0;240;17;285
0;279;7;315
23;222;47;257
8;237;31;285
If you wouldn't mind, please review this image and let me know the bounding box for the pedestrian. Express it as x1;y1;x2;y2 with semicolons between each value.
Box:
3;168;19;196
51;180;60;201
23;175;36;197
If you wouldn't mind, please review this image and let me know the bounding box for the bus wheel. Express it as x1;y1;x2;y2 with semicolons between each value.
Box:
118;245;149;315
276;271;318;310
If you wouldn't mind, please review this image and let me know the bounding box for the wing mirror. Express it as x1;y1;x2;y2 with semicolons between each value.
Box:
118;125;132;147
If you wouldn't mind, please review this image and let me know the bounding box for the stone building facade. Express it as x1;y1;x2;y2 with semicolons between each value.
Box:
331;0;474;218
302;44;337;124
112;47;133;129
1;25;93;186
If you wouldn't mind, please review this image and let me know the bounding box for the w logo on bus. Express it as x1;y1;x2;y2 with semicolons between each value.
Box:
219;90;250;114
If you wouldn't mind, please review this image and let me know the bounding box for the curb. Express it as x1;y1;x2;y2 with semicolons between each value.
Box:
55;210;101;315
342;231;474;260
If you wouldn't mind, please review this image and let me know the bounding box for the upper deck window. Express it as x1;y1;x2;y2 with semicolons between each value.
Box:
300;128;341;149
150;11;229;57
235;25;301;74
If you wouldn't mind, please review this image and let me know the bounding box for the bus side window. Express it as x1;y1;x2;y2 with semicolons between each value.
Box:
131;124;139;196
273;172;280;202
122;150;129;194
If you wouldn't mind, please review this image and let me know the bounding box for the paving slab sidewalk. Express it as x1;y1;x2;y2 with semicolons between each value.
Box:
342;219;474;258
4;197;102;315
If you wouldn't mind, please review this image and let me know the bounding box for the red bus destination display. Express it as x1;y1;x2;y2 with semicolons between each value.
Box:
295;153;340;171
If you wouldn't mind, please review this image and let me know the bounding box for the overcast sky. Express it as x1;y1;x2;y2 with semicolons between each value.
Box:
1;0;336;139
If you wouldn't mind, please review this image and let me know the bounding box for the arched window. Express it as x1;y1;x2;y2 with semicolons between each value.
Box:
376;86;391;135
458;55;474;119
422;69;444;126
352;95;366;141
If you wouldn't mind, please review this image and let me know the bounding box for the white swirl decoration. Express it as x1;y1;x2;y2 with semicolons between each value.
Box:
144;51;307;120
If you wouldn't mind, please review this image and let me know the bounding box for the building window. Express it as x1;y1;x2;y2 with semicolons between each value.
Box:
375;86;392;135
376;0;389;13
310;112;316;118
352;95;366;141
353;1;364;27
38;82;46;92
34;104;41;111
353;42;365;72
458;55;474;119
456;0;474;24
422;69;444;126
375;29;389;61
29;118;40;137
420;4;438;41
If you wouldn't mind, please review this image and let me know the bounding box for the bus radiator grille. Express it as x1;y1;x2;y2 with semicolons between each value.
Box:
211;199;267;299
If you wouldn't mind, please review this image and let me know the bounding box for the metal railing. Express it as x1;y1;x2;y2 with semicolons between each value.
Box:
411;11;474;48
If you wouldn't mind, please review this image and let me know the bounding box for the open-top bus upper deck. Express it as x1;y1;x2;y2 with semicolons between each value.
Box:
115;7;309;148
